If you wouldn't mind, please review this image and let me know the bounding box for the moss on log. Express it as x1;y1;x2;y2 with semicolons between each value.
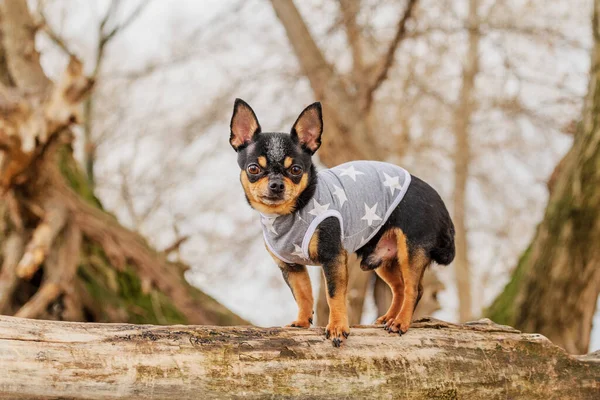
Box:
0;316;598;399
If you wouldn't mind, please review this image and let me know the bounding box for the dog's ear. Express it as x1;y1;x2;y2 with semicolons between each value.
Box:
230;98;261;151
291;102;323;154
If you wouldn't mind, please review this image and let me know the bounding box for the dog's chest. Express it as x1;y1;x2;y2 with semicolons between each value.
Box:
261;161;411;265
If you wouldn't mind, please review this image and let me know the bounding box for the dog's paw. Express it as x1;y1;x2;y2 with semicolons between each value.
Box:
325;321;350;347
385;317;410;335
285;317;312;328
375;313;394;325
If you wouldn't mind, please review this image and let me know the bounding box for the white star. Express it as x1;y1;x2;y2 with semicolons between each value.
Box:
261;216;278;234
338;165;365;181
308;199;330;217
291;244;307;259
361;203;382;226
332;185;348;206
382;172;402;195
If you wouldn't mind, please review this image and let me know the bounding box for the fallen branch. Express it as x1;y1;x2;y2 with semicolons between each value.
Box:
15;222;81;319
0;316;597;399
16;198;67;279
0;233;24;312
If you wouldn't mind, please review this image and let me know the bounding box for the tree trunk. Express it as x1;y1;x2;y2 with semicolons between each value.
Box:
487;0;600;354
0;315;598;399
452;0;479;322
0;0;245;326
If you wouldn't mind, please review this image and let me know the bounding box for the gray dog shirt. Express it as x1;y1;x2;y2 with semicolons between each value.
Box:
261;160;411;265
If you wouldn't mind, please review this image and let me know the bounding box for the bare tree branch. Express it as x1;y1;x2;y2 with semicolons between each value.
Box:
83;0;154;187
37;8;76;58
362;0;418;111
101;0;153;48
338;0;366;84
162;236;190;256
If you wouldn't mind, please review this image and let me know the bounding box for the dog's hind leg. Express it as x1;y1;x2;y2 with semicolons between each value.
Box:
374;260;404;328
372;229;408;329
387;247;430;335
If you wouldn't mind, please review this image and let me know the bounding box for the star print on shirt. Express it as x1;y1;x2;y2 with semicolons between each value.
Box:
332;184;348;206
261;216;278;234
361;203;382;226
338;165;365;181
291;244;307;259
308;199;330;217
382;172;402;195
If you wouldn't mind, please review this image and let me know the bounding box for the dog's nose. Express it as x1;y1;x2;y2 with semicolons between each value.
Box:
269;180;285;193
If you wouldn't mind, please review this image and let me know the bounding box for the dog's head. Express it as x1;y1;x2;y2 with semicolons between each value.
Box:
229;99;322;215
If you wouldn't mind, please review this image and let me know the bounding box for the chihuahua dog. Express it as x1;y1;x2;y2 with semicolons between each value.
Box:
229;99;455;347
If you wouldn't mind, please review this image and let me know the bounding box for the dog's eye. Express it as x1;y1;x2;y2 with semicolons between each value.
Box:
290;165;303;176
247;164;261;175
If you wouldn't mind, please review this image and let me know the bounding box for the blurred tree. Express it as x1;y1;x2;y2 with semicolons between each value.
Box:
0;0;245;326
487;0;600;354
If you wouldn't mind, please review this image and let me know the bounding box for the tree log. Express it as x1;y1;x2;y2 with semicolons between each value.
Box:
0;316;598;399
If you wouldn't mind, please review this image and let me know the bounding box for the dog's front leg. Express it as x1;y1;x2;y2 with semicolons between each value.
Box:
266;246;314;328
308;218;350;347
281;264;314;328
321;250;350;347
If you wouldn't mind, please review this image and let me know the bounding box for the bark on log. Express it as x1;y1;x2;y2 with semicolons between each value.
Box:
0;316;598;399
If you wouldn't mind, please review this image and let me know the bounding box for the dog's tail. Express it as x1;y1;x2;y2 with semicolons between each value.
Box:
430;218;455;266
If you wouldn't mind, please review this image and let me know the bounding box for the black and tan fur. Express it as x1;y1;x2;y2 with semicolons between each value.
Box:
229;99;455;347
